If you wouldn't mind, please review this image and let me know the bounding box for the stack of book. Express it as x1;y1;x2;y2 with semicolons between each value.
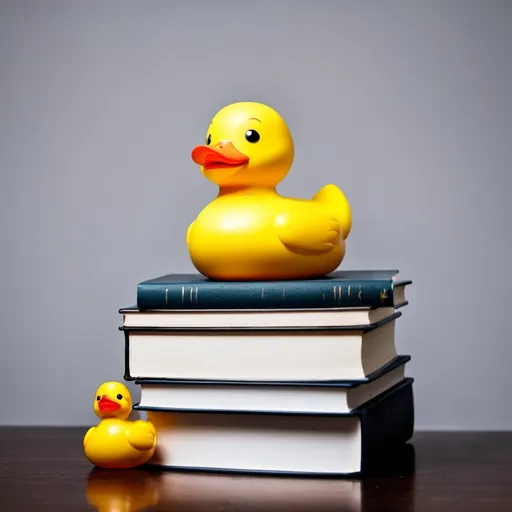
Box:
119;269;414;476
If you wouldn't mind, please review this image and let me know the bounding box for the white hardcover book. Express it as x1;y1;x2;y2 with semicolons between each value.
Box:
134;357;409;414
123;316;398;382
120;305;402;329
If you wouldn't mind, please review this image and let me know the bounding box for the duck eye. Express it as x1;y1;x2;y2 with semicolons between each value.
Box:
117;394;123;400
245;129;260;143
96;396;100;401
206;134;211;145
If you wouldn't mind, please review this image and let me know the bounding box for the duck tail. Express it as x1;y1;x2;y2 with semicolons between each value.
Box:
312;184;352;240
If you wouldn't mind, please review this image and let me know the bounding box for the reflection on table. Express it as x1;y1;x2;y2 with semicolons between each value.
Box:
85;442;415;511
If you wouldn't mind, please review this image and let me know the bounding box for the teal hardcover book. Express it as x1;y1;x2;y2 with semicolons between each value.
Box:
136;270;410;310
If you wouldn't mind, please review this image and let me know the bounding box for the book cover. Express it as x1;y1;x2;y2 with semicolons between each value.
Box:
136;269;411;310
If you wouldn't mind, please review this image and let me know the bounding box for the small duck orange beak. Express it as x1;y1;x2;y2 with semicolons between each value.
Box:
98;395;121;413
191;142;249;171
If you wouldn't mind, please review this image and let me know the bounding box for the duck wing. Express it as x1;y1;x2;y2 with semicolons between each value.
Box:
274;202;340;255
312;184;352;240
126;421;157;451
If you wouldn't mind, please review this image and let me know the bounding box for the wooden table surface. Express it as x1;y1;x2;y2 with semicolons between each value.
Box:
0;428;511;511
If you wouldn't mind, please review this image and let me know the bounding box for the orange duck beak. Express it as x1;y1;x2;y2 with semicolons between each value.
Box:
191;142;249;171
98;396;121;413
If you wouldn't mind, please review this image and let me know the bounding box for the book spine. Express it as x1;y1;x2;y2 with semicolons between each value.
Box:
137;279;398;310
360;378;415;473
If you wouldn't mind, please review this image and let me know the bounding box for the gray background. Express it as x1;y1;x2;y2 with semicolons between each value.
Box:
1;0;511;429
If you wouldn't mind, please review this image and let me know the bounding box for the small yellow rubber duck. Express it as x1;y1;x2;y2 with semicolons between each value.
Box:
188;101;352;281
83;382;156;469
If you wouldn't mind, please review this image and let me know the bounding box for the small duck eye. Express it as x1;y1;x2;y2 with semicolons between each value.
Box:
245;129;260;143
117;394;123;400
96;396;100;401
206;134;211;145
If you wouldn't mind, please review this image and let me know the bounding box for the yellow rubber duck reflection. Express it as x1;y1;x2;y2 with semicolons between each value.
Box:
187;101;352;281
86;468;159;512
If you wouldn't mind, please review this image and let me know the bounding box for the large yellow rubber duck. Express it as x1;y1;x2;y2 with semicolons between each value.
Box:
187;101;352;281
83;382;156;469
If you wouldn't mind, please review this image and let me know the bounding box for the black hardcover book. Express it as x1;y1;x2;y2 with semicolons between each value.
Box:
135;378;415;476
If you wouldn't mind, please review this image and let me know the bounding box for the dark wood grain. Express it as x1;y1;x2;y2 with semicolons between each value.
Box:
0;428;511;511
